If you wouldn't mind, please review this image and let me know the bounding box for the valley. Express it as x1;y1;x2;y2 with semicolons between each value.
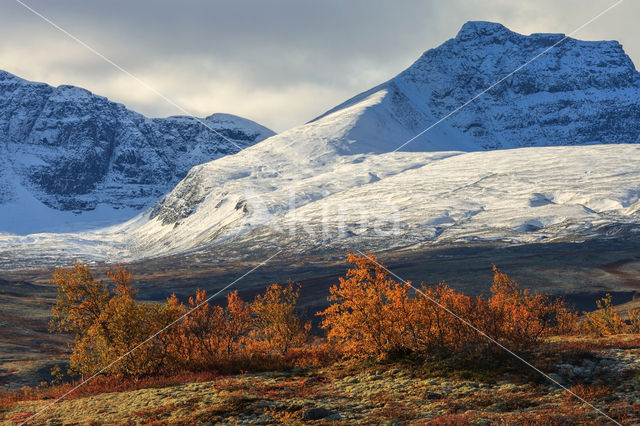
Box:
2;15;640;424
2;237;639;390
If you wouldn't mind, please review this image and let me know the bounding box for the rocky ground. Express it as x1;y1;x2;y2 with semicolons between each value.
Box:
2;336;640;425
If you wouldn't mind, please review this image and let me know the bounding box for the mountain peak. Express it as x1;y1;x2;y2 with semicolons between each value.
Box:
0;70;275;223
333;20;640;152
455;21;514;41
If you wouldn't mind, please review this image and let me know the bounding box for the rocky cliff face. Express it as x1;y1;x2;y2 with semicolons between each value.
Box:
0;71;274;213
315;21;640;151
405;21;640;149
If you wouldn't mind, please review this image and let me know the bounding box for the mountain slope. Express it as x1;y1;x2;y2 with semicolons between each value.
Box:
0;70;274;233
123;21;640;258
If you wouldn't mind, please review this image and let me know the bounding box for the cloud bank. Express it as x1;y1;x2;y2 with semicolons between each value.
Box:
1;0;635;132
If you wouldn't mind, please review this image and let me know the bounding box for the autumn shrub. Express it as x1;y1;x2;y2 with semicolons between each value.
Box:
168;282;311;371
167;289;251;371
50;262;313;378
318;253;577;361
50;262;182;377
283;339;339;368
49;257;582;380
486;266;578;349
318;252;415;360
629;308;640;333
581;293;626;336
70;298;180;377
408;282;486;357
248;281;311;355
50;261;113;337
317;252;479;360
579;293;640;336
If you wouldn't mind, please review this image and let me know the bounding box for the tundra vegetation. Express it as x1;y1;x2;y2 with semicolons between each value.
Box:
3;253;640;424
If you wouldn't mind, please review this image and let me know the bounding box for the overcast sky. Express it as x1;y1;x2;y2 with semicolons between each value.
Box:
1;0;636;132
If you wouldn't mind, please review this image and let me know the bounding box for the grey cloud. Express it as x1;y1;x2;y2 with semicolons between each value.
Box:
0;0;637;131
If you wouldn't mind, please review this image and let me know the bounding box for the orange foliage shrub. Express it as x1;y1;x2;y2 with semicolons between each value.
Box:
50;262;312;378
409;282;484;356
167;282;310;371
629;308;640;333
318;252;414;360
50;256;584;379
248;282;311;355
486;266;578;349
50;261;114;336
283;339;340;368
51;262;182;377
581;293;627;336
318;253;578;361
167;289;251;370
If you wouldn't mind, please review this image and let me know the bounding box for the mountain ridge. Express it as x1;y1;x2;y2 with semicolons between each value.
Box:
2;21;640;263
0;71;274;233
313;20;640;151
117;21;640;259
0;69;274;233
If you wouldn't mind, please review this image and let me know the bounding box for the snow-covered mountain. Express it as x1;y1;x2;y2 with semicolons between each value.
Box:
2;21;640;266
0;70;274;234
123;22;640;256
308;20;640;152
